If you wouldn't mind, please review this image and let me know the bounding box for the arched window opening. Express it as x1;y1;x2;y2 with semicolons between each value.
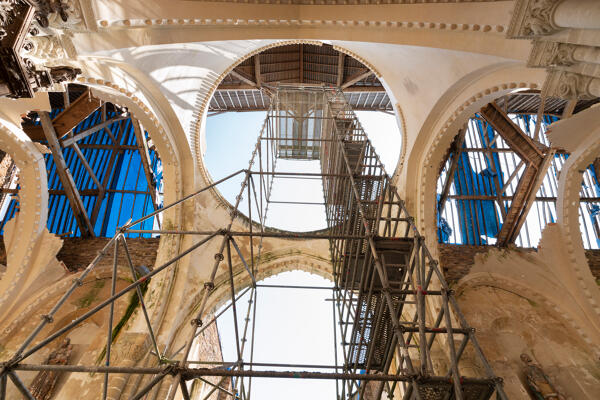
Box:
189;271;340;400
436;93;600;248
0;84;163;238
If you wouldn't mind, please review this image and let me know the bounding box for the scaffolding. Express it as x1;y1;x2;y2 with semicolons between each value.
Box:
0;85;506;400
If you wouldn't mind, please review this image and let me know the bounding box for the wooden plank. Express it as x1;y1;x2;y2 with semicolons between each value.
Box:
51;88;101;137
70;142;102;190
496;151;554;246
216;84;385;92
480;102;543;165
40;112;95;237
22;88;101;141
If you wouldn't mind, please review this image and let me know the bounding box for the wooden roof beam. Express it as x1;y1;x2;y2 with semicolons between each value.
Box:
230;70;258;88
299;44;304;83
40;112;95;237
336;53;345;87
23;88;102;141
61;115;128;147
480;102;544;165
495;151;554;246
341;69;374;89
438;128;467;214
132;119;161;218
47;88;101;138
254;55;262;87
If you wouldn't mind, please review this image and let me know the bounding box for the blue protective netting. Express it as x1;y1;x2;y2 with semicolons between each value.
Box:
437;113;565;246
0;108;162;238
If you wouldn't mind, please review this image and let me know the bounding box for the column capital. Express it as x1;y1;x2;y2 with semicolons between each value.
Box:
508;0;563;39
543;69;597;100
528;40;577;68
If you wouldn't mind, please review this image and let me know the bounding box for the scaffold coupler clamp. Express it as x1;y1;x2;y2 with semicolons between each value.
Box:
41;314;54;323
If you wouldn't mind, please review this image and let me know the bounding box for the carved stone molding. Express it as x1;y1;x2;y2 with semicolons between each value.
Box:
543;69;597;100
528;40;576;68
0;0;81;98
507;0;562;39
48;0;83;30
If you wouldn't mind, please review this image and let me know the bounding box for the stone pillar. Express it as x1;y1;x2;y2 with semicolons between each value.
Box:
554;0;600;30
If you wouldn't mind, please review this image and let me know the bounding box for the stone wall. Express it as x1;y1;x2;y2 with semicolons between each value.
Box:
0;236;160;271
439;244;600;283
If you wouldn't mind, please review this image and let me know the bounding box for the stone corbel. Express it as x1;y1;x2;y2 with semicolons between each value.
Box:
47;0;96;32
543;69;600;100
508;0;562;39
528;40;576;68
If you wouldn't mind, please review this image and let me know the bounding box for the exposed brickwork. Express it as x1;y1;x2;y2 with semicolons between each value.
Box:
439;244;600;283
0;236;160;271
56;237;160;271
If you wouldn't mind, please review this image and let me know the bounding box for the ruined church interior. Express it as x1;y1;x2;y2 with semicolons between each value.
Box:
0;0;599;399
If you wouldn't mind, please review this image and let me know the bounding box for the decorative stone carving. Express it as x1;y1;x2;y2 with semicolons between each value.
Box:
49;65;80;82
507;0;562;39
0;0;81;98
544;70;595;100
48;0;83;30
528;41;576;67
525;0;560;36
22;34;65;59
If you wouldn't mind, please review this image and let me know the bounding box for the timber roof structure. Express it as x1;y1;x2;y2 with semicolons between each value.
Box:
209;43;393;114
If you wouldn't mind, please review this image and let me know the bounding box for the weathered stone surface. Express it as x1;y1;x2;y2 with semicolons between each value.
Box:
439;244;600;283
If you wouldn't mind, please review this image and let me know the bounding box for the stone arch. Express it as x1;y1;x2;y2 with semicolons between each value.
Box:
160;251;332;358
555;117;600;323
175;251;333;324
403;64;546;254
455;272;594;350
454;276;600;399
0;99;50;323
0;264;132;354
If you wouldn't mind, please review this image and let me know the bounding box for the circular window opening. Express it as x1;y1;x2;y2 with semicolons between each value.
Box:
205;43;401;232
